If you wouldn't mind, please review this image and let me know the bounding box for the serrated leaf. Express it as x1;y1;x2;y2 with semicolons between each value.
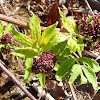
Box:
50;40;68;55
24;58;33;83
39;22;58;52
23;69;32;83
25;58;33;70
79;57;100;72
68;37;77;53
81;65;99;90
54;31;69;43
4;23;14;35
38;73;46;89
50;40;71;62
30;12;41;43
80;70;87;84
42;32;57;52
11;48;38;58
59;9;77;34
68;64;81;84
56;58;75;81
12;30;34;47
76;38;84;57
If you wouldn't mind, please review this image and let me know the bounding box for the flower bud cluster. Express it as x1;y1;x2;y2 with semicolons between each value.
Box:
32;52;57;74
0;33;19;54
1;33;13;44
76;15;100;50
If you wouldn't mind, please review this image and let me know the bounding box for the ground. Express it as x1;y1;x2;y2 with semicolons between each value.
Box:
0;0;100;100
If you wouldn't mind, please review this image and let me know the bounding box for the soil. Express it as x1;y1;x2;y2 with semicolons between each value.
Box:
0;0;100;100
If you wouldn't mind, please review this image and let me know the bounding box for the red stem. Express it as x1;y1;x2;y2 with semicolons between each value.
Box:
0;62;37;100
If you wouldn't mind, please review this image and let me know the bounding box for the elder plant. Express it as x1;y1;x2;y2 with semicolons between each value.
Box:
0;11;100;90
76;15;100;50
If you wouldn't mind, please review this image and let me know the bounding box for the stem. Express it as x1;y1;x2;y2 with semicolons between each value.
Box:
0;14;60;32
38;84;46;100
0;61;37;100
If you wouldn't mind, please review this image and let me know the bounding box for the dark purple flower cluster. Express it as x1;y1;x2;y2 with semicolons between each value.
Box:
0;33;19;46
1;33;13;44
0;33;19;54
76;15;100;50
32;52;57;74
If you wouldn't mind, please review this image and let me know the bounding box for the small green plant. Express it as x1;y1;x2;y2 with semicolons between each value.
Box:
0;11;100;90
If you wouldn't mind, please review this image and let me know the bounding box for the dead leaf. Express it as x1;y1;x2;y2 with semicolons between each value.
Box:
47;2;61;28
93;94;100;100
46;80;66;100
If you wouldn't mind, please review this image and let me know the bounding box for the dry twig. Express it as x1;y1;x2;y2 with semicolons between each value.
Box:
0;14;60;32
0;61;37;100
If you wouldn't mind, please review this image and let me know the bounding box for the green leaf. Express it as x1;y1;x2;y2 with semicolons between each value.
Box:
39;22;58;52
23;69;32;83
59;10;77;34
54;31;69;43
54;63;60;71
68;64;81;84
80;70;87;84
56;58;75;81
12;30;34;47
4;23;14;35
30;12;41;43
81;65;99;90
42;33;57;52
50;40;68;55
76;38;84;57
79;57;100;72
0;22;3;37
50;40;71;62
38;73;46;89
25;58;33;70
68;37;77;53
11;48;38;58
24;58;33;83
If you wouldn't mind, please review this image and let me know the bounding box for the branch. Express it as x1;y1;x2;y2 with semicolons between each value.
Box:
0;61;37;100
0;14;60;32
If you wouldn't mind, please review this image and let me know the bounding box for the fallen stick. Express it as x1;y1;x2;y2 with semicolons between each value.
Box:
0;61;37;100
0;14;60;32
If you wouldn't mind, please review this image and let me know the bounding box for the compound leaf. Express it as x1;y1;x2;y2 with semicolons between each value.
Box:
56;58;75;81
38;73;46;89
30;12;41;43
39;22;58;52
68;37;77;53
79;57;100;72
12;30;34;47
81;65;99;90
68;64;81;84
25;58;33;70
11;48;38;58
